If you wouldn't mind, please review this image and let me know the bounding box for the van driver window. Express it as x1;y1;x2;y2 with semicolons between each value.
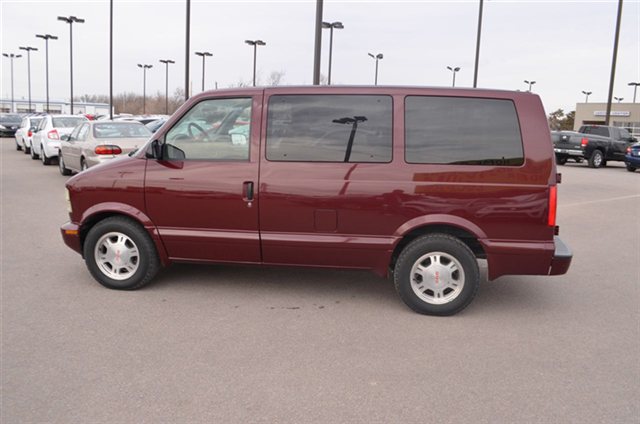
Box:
164;97;252;161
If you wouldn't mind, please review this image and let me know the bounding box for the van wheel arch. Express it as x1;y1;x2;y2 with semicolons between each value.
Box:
389;224;485;273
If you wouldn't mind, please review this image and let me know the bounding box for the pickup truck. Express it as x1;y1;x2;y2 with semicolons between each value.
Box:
552;125;637;168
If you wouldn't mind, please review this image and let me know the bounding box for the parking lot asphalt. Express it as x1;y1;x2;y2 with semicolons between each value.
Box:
1;136;639;423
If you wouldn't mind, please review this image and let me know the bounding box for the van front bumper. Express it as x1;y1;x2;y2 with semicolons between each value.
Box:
61;221;82;255
549;236;572;275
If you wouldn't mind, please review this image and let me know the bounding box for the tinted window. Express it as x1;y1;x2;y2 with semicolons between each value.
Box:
581;126;609;137
0;114;21;124
165;98;252;161
266;95;392;163
29;118;42;128
93;122;151;138
405;96;524;166
53;117;87;128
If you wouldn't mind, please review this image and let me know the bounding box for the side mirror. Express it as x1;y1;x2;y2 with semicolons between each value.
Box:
61;134;70;141
146;139;163;159
163;143;186;161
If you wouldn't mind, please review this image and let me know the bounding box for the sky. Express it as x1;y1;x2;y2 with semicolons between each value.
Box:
1;0;639;114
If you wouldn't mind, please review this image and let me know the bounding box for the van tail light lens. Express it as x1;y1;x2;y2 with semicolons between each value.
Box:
627;146;632;154
95;145;122;155
28;130;32;137
548;185;557;227
48;129;59;140
581;137;589;147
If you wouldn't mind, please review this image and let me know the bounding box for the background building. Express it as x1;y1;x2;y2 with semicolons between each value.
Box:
0;98;110;115
574;102;640;137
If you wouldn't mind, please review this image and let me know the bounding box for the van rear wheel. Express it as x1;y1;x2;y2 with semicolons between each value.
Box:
83;216;160;290
394;234;479;316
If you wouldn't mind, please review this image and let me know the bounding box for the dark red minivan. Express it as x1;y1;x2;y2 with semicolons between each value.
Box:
61;86;572;315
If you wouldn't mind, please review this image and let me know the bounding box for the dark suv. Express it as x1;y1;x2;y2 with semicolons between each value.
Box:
61;86;572;316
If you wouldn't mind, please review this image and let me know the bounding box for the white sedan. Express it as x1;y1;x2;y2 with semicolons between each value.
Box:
31;115;88;165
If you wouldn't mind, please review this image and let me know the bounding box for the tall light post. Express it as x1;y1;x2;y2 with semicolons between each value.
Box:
19;46;38;112
159;59;175;114
629;82;640;103
322;21;343;85
368;53;383;86
195;51;212;92
137;64;152;114
313;0;324;85
185;0;191;100
447;66;461;87
605;0;623;125
473;0;484;88
2;53;22;113
524;80;536;92
58;15;85;114
35;34;58;113
582;90;592;103
614;96;623;103
245;40;266;87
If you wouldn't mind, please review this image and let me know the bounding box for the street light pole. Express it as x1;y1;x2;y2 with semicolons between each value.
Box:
245;40;266;87
58;15;85;114
110;0;113;119
322;21;343;85
2;53;22;113
185;0;191;101
582;90;592;103
368;53;383;86
35;34;58;113
313;0;324;85
447;66;461;87
629;82;640;103
195;51;212;92
524;80;536;92
605;0;623;126
473;0;484;88
19;46;38;112
159;59;175;114
137;64;152;114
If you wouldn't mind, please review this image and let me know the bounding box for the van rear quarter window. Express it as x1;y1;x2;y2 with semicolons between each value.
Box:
266;95;392;163
405;96;524;166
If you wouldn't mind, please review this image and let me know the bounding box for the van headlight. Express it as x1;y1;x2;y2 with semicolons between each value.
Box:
65;188;72;214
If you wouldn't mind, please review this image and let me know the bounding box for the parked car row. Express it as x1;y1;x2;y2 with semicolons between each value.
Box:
9;112;153;173
551;125;639;172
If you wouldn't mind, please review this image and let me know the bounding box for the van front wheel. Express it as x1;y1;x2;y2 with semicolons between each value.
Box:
83;216;160;290
394;234;479;316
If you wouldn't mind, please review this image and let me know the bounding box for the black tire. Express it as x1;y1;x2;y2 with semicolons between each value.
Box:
30;144;39;160
41;145;52;165
574;157;583;163
58;151;72;175
555;155;567;165
588;150;604;168
626;163;637;172
83;216;161;290
16;141;22;151
23;140;30;155
80;158;88;171
394;234;480;316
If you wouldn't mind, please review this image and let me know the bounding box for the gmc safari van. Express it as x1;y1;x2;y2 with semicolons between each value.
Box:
61;86;572;315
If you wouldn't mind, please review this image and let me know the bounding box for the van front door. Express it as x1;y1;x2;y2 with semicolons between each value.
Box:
144;95;262;263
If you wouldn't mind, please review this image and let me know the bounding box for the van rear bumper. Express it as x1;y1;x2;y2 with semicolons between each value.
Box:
549;236;572;276
482;236;572;280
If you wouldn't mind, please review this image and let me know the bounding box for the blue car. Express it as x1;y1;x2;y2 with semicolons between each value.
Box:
625;142;640;172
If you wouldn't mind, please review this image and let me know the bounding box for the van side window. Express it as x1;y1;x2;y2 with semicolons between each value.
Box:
164;97;252;161
405;97;524;166
266;95;392;163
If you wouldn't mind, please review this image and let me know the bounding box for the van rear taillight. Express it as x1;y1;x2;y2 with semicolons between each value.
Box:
48;129;59;140
581;137;589;147
548;185;557;227
28;130;32;137
95;145;122;155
